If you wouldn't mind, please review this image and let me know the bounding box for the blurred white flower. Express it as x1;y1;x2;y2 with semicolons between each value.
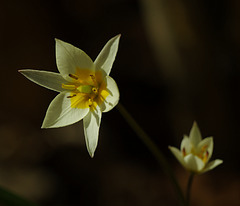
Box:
169;122;223;174
19;35;121;157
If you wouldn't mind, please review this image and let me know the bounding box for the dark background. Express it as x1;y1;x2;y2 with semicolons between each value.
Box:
0;0;239;205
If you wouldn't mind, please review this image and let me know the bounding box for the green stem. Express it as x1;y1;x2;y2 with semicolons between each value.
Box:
0;185;38;206
186;173;194;206
116;103;185;206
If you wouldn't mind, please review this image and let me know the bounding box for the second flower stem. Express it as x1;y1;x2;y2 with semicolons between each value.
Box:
116;103;185;206
186;173;194;206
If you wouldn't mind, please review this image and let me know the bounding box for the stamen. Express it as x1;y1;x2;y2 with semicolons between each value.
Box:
88;99;93;107
182;148;186;156
90;74;97;85
67;94;76;98
202;151;209;163
201;145;208;152
62;83;76;90
69;74;78;80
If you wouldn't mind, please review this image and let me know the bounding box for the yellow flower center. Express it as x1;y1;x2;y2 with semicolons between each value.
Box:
182;144;209;163
62;68;109;110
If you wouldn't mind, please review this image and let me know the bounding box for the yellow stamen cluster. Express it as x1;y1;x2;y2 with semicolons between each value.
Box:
182;144;209;163
61;69;109;110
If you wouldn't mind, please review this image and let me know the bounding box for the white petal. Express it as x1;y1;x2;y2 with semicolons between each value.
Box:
180;135;192;154
184;154;205;173
100;76;120;113
42;92;89;128
94;34;121;76
189;121;202;147
169;146;186;168
202;159;223;174
55;39;94;81
83;106;102;157
197;137;213;161
19;69;68;92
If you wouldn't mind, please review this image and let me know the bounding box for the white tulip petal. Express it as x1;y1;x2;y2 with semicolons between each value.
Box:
100;76;120;113
197;137;213;161
83;106;102;157
202;159;223;173
184;154;205;173
94;34;121;76
19;69;68;92
169;146;185;167
189;122;202;147
42;92;89;128
180;135;192;154
55;39;94;81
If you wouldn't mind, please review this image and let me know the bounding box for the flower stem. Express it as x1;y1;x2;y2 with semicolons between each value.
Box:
116;103;185;206
186;173;194;206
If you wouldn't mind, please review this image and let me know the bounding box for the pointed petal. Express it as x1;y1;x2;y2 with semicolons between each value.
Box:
180;135;192;154
197;137;213;161
169;146;185;167
55;39;94;81
94;34;121;76
83;106;102;157
189;121;202;147
202;159;223;173
99;76;120;113
42;92;89;128
19;69;68;92
184;154;205;173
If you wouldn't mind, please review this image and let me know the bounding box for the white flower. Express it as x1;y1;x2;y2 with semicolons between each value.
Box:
19;35;121;157
169;122;223;174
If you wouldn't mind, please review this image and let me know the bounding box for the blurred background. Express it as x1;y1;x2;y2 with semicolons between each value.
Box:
0;0;239;205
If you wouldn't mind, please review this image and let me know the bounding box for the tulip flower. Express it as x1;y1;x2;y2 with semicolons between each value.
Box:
169;122;223;174
19;35;120;157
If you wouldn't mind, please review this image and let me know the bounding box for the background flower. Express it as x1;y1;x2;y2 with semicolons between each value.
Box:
169;122;223;174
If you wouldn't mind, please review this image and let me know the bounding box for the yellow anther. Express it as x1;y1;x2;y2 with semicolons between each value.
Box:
69;73;78;80
90;74;98;85
62;84;76;90
182;148;186;157
201;145;208;152
90;74;95;79
202;151;209;163
88;99;93;107
67;94;76;98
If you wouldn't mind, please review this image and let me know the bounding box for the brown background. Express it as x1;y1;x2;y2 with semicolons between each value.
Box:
0;0;239;205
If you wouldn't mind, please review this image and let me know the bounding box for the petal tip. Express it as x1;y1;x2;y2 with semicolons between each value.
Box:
116;34;121;38
55;38;65;46
192;121;199;129
217;159;223;165
41;124;47;129
89;152;95;158
55;38;61;42
18;69;28;74
87;147;96;158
